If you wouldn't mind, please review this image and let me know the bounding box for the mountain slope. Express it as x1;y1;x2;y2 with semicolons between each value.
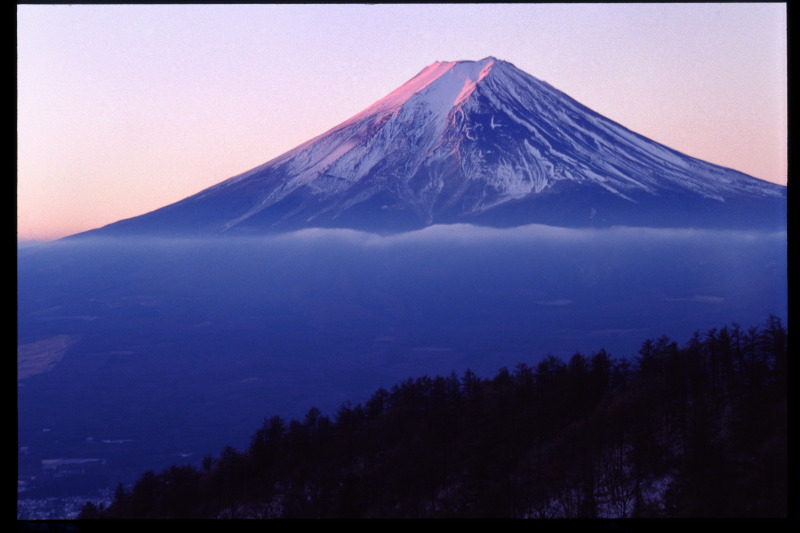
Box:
74;57;786;237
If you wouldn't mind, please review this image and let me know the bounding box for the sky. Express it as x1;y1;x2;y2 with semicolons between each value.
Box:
17;3;787;241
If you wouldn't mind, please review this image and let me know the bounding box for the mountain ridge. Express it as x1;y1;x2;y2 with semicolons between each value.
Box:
70;57;785;238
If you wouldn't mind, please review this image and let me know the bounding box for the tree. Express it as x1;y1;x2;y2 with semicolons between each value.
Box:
77;501;104;519
88;318;787;518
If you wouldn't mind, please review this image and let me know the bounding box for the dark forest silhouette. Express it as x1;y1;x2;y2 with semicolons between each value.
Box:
78;316;787;518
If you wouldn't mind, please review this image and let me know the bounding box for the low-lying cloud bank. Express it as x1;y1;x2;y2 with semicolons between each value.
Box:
25;222;787;252
280;223;787;246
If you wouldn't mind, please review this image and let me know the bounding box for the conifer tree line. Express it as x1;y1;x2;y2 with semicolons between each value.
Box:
79;316;787;518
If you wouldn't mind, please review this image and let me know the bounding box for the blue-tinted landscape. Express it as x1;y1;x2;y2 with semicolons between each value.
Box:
17;49;787;518
17;224;786;516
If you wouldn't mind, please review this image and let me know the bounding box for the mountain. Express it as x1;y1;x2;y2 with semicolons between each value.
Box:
72;57;786;238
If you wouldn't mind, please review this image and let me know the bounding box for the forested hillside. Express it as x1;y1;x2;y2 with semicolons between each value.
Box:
79;317;787;518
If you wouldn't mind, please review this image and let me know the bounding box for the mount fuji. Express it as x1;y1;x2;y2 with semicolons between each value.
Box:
73;57;785;237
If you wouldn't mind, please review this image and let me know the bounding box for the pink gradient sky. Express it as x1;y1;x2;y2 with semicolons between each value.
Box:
17;4;787;241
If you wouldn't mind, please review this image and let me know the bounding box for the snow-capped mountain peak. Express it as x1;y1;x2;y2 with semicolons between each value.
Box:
353;57;496;120
73;58;786;238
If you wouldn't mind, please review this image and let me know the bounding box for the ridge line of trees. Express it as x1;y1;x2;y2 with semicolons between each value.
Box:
79;316;787;518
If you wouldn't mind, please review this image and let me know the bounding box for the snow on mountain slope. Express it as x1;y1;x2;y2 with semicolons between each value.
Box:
74;57;786;237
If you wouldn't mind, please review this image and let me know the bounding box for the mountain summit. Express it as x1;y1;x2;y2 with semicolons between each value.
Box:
76;57;786;237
